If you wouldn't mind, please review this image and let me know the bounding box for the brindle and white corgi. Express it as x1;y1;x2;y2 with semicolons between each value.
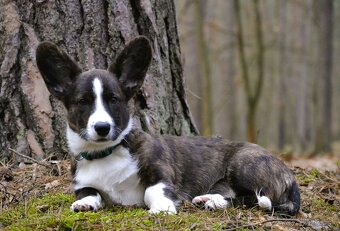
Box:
36;37;300;215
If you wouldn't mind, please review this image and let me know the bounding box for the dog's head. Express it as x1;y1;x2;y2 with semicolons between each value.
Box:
36;37;152;147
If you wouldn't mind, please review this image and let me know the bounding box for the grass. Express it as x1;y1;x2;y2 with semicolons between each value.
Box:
0;162;339;230
295;168;320;186
0;193;234;230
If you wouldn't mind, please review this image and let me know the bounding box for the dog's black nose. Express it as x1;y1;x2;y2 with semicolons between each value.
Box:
94;122;111;137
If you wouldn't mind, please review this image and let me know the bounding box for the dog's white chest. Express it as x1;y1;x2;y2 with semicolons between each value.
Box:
73;147;145;206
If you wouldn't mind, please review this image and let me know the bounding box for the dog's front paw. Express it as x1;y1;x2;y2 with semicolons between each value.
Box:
148;200;177;215
192;194;229;211
144;183;177;215
70;195;103;212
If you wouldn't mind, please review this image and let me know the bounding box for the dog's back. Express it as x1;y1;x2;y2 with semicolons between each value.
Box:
126;129;300;215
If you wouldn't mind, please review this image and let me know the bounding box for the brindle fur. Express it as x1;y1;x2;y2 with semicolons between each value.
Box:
36;37;300;215
124;128;300;214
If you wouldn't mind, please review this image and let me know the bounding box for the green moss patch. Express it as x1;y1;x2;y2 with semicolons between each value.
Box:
0;162;338;230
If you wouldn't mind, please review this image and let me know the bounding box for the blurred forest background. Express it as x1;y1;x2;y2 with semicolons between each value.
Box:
175;0;339;155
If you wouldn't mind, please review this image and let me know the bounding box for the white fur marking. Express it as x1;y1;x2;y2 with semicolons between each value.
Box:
67;117;133;155
144;183;177;214
73;146;145;207
87;78;113;140
192;194;229;210
255;190;272;210
70;193;103;212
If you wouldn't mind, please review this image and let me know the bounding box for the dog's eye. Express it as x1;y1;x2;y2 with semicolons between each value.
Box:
108;95;118;103
78;98;91;105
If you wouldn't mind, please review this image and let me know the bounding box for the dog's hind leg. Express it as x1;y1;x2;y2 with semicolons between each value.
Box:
192;179;235;211
192;194;229;210
70;187;104;212
255;188;272;211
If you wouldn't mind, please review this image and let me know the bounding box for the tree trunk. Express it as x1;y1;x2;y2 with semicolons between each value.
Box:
296;3;312;153
193;0;213;136
277;0;287;150
0;0;197;162
234;0;264;143
314;0;333;153
222;0;237;140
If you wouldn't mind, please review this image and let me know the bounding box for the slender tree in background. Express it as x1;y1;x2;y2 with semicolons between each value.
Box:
314;0;334;153
296;4;312;153
277;0;287;150
193;0;213;136
234;0;264;143
0;0;197;162
222;0;237;140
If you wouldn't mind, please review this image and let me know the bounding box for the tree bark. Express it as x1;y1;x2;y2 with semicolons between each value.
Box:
0;0;197;162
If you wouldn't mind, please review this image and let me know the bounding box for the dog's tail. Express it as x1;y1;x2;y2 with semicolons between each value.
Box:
275;180;300;216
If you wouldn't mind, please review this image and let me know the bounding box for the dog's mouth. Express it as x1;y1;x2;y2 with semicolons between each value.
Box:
89;132;120;143
78;131;113;143
78;126;124;143
95;138;110;142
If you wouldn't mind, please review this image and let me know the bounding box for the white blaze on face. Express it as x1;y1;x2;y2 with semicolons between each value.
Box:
87;78;114;140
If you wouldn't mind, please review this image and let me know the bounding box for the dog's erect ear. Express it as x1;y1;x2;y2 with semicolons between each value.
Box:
36;42;81;100
109;36;152;100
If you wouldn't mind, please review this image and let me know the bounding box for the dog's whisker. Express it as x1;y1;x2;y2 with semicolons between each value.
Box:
79;129;87;139
122;137;130;145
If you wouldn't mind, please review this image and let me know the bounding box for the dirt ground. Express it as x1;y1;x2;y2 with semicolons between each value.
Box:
0;155;339;230
0;160;72;210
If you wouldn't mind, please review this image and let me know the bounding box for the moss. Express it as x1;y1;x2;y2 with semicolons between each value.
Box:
0;194;221;230
296;168;320;185
310;197;338;214
1;182;339;231
0;193;74;230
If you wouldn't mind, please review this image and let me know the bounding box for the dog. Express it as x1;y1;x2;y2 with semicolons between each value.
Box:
36;36;300;215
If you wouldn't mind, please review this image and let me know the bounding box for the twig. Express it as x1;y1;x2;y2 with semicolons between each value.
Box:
32;163;37;181
8;148;51;168
319;171;339;182
50;160;62;176
225;218;308;231
185;87;202;100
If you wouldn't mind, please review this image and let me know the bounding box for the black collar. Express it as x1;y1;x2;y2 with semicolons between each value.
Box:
78;143;121;161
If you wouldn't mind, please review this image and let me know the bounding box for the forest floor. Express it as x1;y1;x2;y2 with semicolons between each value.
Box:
0;155;339;230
